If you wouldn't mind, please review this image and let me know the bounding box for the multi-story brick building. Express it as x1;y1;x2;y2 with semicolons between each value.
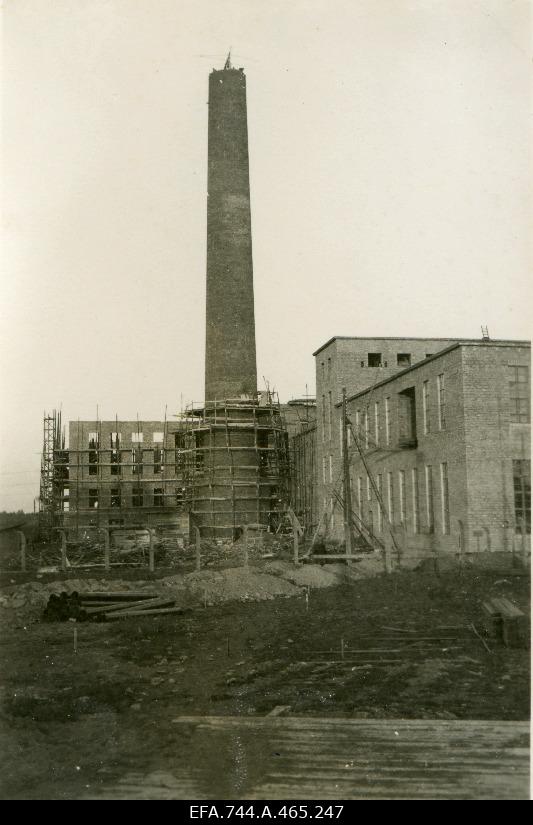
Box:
316;339;530;555
62;419;189;535
315;336;466;537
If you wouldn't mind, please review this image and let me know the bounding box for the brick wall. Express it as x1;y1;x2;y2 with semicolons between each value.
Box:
314;340;531;556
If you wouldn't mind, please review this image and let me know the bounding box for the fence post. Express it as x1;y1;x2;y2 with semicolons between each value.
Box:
293;523;299;565
102;528;110;572
383;547;392;574
148;529;155;573
520;519;528;569
195;526;201;571
61;531;67;572
17;531;26;572
243;525;249;568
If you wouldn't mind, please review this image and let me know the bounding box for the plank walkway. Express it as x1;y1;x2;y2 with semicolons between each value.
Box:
86;716;530;800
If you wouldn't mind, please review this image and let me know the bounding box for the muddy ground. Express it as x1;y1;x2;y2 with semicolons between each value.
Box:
0;559;530;800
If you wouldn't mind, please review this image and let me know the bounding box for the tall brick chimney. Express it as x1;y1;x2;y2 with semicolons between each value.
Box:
205;61;257;403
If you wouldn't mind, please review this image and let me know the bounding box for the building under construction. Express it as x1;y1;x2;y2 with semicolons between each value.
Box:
37;56;296;543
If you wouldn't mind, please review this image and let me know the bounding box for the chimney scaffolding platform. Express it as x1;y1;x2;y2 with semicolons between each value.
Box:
178;395;290;540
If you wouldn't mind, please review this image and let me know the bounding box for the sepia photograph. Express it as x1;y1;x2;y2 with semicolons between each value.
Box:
1;0;531;803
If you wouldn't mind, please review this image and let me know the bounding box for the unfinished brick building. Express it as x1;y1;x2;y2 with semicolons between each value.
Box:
56;419;189;538
313;337;531;556
38;58;291;543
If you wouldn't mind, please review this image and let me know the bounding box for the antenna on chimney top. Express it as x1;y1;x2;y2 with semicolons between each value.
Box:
481;325;490;341
224;49;232;70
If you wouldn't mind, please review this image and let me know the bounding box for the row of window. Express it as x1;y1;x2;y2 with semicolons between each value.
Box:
320;352;434;379
86;488;184;509
87;432;165;447
332;376;445;453
87;447;166;475
349;464;451;536
321;364;530;448
322;460;531;537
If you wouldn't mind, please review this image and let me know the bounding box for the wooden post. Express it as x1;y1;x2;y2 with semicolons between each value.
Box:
243;525;249;568
195;526;201;571
293;523;299;565
384;547;392;574
148;529;155;573
520;519;528;569
60;531;67;572
342;388;353;558
17;531;26;572
102;528;110;572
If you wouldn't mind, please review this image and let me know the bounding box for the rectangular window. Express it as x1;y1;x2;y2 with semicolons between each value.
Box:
322;395;326;443
377;474;383;532
110;488;121;508
355;410;360;441
412;468;420;534
437;374;446;430
422;380;430;435
364;411;369;449
385;397;391;445
110;432;121;476
398;387;417;447
374;401;380;445
399;470;406;525
153;432;164;443
328;392;332;440
387;472;394;523
357;477;363;515
132;446;143;475
132;488;143;508
329;454;333;483
176;487;184;508
397;353;411;367
513;459;531;533
368;353;382;367
132;432;144;443
153;487;164;507
440;462;450;535
425;465;434;533
153;446;163;475
88;432;99;476
88;488;98;509
509;366;530;423
367;475;371;502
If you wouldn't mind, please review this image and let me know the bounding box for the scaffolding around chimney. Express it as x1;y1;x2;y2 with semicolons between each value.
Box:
177;393;290;540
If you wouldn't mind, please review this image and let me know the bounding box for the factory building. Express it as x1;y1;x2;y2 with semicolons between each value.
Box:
315;338;530;556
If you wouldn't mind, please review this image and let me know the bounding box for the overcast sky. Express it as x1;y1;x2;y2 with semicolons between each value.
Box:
1;0;531;510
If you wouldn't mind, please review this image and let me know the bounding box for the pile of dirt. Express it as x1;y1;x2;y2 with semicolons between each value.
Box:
264;560;343;588
183;568;301;605
347;554;385;578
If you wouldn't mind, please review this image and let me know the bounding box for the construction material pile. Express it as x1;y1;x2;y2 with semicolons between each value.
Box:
42;590;182;622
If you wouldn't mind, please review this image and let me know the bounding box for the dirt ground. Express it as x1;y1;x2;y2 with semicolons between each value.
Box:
0;557;530;800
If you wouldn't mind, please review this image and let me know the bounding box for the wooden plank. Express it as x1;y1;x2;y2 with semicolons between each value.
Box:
104;606;183;619
100;597;175;614
78;591;159;602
